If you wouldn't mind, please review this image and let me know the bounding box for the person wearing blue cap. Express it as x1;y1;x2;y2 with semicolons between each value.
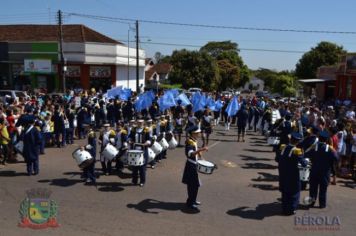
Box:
182;126;208;211
297;125;320;190
277;112;293;148
307;130;338;209
276;132;306;215
22;117;42;176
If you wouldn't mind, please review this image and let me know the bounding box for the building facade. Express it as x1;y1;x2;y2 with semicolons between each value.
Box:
335;54;356;103
0;25;145;92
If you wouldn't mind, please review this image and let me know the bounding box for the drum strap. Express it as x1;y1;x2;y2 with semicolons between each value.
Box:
305;138;319;153
187;159;197;165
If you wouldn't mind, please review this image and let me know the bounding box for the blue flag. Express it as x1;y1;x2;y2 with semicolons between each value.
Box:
226;96;240;117
192;92;205;113
119;88;132;101
158;91;177;112
176;93;191;106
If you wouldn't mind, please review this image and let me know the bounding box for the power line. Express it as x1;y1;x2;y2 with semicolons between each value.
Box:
67;12;356;35
118;40;306;54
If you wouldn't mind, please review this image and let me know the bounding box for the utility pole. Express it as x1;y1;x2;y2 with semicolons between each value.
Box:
57;10;66;93
135;20;139;93
127;29;130;88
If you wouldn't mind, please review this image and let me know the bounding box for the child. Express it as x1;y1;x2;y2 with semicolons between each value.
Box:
83;128;96;184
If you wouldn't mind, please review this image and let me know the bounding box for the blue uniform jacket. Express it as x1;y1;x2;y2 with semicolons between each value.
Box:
182;138;200;187
276;144;306;194
23;126;42;161
309;143;338;185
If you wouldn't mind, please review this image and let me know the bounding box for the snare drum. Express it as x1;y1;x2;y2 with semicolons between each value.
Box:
14;141;24;154
102;143;119;161
168;136;178;149
159;138;169;150
197;160;216;174
151;141;163;155
267;136;280;145
127;150;144;166
72;148;94;169
147;147;156;163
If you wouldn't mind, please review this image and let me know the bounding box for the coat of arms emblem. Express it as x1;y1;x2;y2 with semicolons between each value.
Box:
19;188;59;229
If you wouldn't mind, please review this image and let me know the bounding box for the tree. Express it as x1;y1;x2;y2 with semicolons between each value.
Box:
169;49;220;90
295;41;346;79
200;41;249;90
154;51;171;64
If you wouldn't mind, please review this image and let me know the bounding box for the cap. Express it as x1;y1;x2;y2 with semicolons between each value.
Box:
319;130;330;139
137;119;144;123
103;123;110;127
188;125;201;134
291;132;303;140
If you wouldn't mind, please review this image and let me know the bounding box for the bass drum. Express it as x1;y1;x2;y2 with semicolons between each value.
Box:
151;141;163;155
102;143;119;161
72;148;94;169
147;147;156;163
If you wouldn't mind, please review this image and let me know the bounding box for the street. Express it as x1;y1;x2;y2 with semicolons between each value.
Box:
0;125;355;236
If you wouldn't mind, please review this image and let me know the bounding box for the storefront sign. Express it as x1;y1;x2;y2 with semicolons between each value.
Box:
90;66;111;78
66;66;81;77
24;59;52;73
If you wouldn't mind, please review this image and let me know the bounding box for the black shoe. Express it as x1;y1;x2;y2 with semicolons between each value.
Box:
283;210;296;216
195;201;201;205
319;205;326;209
188;204;199;210
139;183;144;187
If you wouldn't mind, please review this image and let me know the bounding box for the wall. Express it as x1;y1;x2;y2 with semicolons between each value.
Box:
116;65;145;91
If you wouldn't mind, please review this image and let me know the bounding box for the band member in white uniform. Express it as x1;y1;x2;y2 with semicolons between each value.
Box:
129;120;152;187
99;124;115;176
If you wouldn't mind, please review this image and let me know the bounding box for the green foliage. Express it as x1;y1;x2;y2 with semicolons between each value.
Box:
169;49;220;90
254;68;297;96
154;52;171;64
200;41;248;90
295;41;346;79
159;83;182;89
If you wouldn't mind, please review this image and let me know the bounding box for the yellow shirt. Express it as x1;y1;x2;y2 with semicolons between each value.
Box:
0;126;10;145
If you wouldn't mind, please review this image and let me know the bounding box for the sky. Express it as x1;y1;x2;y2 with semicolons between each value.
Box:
1;0;356;71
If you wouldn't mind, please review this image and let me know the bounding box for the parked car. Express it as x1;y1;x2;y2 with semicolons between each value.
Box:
255;90;269;98
0;90;29;103
188;88;202;93
221;91;233;100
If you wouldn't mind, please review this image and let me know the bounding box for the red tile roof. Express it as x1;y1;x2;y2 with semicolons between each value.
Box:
145;63;172;81
0;24;121;44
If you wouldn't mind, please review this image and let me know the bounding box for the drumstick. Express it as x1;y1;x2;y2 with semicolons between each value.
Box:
206;141;221;149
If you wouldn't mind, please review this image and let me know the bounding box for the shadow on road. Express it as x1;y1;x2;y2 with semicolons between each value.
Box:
0;170;28;177
337;180;356;189
127;199;200;214
252;172;279;182
244;149;273;153
210;138;236;143
241;162;277;170
239;155;271;162
96;181;130;192
38;178;83;187
249;184;279;191
226;202;281;220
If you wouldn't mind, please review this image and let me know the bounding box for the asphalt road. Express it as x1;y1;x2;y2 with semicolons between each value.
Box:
0;125;355;236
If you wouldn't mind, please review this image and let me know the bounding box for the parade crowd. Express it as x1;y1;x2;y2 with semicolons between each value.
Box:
0;87;355;212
